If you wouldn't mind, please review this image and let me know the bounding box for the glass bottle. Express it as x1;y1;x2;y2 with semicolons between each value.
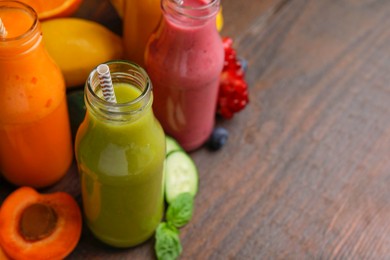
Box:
145;0;224;151
0;1;73;188
75;60;165;247
122;0;161;66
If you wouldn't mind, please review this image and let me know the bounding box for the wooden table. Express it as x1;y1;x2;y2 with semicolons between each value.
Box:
2;0;390;259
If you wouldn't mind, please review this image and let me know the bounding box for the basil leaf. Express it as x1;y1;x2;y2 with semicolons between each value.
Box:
166;192;194;228
155;222;182;260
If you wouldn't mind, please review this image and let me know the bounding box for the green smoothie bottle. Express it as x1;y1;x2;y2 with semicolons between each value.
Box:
75;60;165;247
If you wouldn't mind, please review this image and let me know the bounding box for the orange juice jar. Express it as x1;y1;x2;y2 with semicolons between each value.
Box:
122;0;161;66
0;1;73;188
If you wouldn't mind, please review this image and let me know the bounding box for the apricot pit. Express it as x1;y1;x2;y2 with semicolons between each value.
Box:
19;203;58;241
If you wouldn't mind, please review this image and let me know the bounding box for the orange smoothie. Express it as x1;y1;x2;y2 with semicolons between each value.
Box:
0;1;73;187
122;0;161;66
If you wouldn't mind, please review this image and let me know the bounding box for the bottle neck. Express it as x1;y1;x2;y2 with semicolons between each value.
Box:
0;1;41;58
161;0;220;27
85;60;153;123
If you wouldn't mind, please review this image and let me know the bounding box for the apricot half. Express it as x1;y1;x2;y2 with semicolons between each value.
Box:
17;0;83;20
0;245;9;260
0;187;82;260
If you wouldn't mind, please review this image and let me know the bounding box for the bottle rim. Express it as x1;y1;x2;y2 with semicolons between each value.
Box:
0;1;38;42
85;60;153;120
162;0;220;20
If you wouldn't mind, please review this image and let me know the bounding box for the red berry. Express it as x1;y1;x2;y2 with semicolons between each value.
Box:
217;37;249;119
222;37;233;49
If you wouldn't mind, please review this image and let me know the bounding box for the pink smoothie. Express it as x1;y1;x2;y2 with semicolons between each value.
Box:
145;0;224;151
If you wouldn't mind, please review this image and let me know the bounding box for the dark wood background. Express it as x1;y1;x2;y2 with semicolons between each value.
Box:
1;0;390;259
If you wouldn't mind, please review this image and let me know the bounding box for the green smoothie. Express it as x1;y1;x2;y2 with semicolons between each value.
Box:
75;82;165;247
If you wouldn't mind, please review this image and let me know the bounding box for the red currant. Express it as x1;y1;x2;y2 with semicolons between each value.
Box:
217;37;249;119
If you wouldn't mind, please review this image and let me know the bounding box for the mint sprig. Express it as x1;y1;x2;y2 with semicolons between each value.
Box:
155;193;195;260
155;223;182;260
166;193;194;228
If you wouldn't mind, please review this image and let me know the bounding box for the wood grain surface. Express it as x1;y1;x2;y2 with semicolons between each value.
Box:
1;0;390;259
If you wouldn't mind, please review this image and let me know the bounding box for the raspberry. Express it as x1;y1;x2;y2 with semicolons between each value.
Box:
217;37;249;119
222;36;233;49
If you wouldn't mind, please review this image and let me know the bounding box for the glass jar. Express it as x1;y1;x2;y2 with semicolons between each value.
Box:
0;1;73;188
122;0;161;66
75;60;165;247
145;0;224;151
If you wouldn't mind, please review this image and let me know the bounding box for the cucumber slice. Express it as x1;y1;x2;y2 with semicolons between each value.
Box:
165;136;182;156
165;151;198;204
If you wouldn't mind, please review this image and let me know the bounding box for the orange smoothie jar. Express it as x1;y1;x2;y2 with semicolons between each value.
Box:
122;0;161;66
0;1;73;188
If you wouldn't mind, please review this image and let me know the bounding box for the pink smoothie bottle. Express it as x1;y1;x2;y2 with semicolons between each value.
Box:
145;0;224;151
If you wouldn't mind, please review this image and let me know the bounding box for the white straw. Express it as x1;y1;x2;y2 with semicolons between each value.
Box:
97;64;117;103
0;18;7;38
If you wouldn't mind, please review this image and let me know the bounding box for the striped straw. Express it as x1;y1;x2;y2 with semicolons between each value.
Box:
97;64;117;103
0;18;7;38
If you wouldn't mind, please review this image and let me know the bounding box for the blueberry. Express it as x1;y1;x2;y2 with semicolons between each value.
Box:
237;56;248;74
208;127;229;151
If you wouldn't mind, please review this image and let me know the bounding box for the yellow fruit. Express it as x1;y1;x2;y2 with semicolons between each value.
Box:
216;7;223;31
41;18;123;88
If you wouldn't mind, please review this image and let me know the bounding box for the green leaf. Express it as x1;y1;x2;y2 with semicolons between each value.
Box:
155;222;182;260
166;192;194;228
